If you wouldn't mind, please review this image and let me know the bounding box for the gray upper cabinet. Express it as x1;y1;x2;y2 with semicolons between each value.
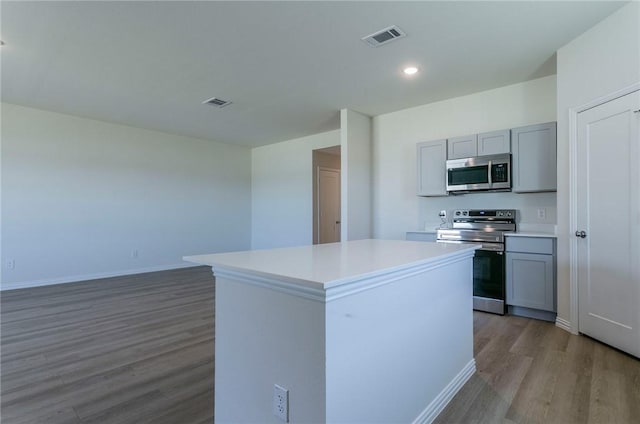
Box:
447;134;478;159
416;139;448;197
448;131;510;159
511;122;557;193
477;129;511;156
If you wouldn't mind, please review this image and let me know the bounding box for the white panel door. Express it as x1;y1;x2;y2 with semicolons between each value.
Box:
318;168;341;244
576;90;640;358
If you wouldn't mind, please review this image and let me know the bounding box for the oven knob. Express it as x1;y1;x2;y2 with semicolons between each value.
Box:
455;211;461;216
464;211;468;216
506;211;513;217
497;211;504;217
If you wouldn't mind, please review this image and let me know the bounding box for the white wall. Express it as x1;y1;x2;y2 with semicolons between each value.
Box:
372;75;558;240
340;109;372;241
251;130;340;249
556;2;640;325
1;103;251;289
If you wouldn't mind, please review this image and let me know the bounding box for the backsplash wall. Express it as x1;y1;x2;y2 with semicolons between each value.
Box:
418;191;557;233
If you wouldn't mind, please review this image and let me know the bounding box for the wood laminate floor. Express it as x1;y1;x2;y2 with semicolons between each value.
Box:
1;266;215;424
436;312;640;424
1;266;639;423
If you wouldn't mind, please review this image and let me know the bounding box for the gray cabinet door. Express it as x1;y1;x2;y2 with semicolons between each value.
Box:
511;122;557;192
506;252;555;311
406;232;437;242
477;129;510;156
447;134;478;159
416;139;448;196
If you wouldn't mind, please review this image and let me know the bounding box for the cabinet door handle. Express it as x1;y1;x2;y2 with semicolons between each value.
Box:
575;230;587;238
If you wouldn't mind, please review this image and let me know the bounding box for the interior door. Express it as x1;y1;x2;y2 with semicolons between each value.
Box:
576;90;640;358
318;168;341;244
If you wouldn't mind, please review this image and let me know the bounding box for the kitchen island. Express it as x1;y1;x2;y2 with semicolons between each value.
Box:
184;239;477;423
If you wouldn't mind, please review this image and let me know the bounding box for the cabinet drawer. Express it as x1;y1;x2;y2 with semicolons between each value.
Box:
506;237;554;254
406;232;437;242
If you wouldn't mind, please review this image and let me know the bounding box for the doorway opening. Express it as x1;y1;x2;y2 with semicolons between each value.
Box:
312;146;341;244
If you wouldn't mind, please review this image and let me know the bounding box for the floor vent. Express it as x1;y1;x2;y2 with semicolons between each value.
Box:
202;97;232;108
361;25;406;47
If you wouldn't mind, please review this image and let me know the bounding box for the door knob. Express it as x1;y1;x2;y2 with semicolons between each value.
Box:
575;230;587;238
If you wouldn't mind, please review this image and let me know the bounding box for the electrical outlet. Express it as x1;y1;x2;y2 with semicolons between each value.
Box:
6;259;15;270
537;208;546;220
131;249;139;259
273;384;289;422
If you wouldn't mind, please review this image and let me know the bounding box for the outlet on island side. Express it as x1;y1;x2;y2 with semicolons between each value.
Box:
273;384;289;422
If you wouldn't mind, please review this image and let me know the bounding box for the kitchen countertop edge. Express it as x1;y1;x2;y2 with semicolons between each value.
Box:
505;232;557;238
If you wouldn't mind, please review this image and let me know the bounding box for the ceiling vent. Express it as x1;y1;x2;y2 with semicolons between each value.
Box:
202;97;232;108
361;25;406;47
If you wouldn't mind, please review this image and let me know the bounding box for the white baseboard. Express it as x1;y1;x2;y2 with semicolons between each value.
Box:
412;358;476;424
555;316;573;333
0;263;200;291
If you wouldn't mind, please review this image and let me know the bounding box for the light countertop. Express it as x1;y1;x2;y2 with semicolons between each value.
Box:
184;239;476;289
505;232;557;238
408;229;556;238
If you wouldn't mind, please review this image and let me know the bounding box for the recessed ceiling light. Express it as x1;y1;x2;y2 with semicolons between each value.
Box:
403;66;419;76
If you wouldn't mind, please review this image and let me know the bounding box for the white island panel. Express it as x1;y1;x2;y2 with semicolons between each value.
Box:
214;276;327;423
184;239;476;423
325;257;474;423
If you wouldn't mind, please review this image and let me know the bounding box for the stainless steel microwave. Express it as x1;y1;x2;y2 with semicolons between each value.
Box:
446;153;511;193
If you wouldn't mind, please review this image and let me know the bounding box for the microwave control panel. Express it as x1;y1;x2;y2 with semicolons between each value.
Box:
491;163;509;183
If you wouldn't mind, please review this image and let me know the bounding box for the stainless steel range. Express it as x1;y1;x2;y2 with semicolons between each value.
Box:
436;209;516;315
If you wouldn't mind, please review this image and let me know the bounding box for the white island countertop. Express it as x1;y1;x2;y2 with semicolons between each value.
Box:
184;238;476;290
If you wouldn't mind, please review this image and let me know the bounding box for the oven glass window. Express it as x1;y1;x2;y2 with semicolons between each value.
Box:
473;250;505;300
448;165;489;186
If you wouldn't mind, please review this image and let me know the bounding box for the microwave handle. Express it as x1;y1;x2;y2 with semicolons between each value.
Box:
488;160;492;185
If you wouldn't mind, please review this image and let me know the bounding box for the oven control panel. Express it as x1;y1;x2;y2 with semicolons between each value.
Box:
453;209;515;219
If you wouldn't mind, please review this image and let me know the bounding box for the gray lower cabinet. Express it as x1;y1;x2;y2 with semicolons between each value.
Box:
406;232;437;242
506;236;556;321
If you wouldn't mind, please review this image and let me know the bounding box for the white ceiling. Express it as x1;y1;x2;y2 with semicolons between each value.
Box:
0;1;627;147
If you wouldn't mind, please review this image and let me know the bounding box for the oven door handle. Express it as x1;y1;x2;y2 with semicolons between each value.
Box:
436;239;504;252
